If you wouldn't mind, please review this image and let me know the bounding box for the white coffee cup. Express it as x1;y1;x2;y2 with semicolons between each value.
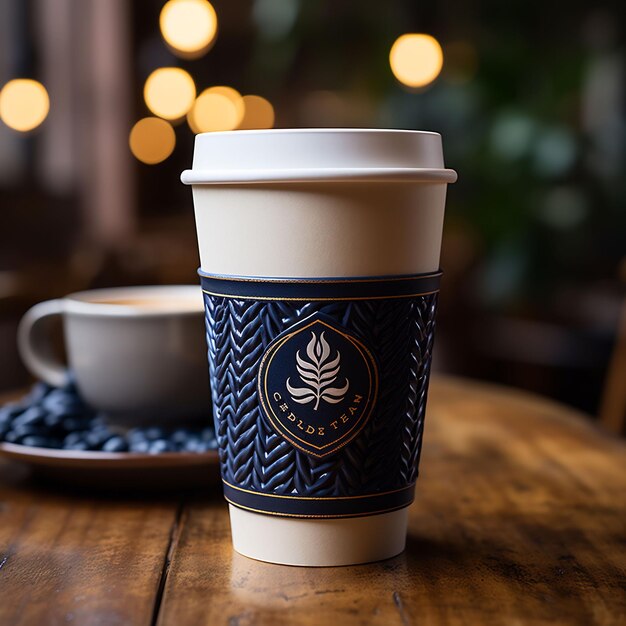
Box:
182;129;456;566
18;285;210;424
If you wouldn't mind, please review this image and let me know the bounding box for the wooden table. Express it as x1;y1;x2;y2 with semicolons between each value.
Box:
0;377;624;625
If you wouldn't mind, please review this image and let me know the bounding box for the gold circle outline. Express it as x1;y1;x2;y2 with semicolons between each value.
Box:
257;318;379;457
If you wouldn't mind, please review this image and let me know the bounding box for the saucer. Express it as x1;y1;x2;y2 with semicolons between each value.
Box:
0;442;220;490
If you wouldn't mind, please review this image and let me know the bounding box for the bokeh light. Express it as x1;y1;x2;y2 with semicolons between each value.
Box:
205;86;245;126
0;79;50;132
389;34;444;88
129;117;176;164
143;67;196;121
490;112;535;161
533;128;577;177
159;0;218;58
539;186;587;230
239;95;275;129
187;89;240;133
252;0;299;40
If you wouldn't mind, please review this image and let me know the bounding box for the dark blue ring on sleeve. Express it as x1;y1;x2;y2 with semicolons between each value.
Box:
223;481;415;518
199;270;441;301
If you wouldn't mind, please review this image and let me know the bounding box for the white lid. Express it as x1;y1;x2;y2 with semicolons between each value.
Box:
181;128;457;185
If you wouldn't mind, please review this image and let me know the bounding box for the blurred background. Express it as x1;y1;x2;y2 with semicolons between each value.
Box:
0;0;624;427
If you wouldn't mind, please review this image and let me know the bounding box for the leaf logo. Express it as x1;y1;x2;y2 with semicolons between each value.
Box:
286;331;349;410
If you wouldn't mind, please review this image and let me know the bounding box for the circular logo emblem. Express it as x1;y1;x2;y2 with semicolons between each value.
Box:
257;314;378;457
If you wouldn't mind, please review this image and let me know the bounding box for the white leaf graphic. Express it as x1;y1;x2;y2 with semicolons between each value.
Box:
296;352;317;374
286;331;349;410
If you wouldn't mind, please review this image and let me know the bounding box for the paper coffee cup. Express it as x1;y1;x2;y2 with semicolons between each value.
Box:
182;129;456;566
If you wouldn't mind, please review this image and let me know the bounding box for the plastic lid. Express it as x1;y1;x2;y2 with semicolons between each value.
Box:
180;128;457;185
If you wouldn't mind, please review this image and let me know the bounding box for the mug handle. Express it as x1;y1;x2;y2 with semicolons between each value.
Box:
17;299;68;388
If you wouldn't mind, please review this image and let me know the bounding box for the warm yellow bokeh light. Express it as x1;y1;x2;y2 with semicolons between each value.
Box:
160;0;217;58
205;86;245;127
187;90;240;133
143;67;196;120
239;95;275;130
0;79;49;132
129;117;176;164
389;34;443;88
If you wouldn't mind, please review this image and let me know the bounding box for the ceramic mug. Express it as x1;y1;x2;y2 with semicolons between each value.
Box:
17;285;211;424
182;129;457;566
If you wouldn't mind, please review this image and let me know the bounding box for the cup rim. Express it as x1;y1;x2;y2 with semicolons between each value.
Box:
181;167;458;186
191;127;443;138
62;285;204;317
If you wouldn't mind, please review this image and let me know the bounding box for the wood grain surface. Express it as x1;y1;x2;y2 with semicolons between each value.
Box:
0;464;180;625
1;377;625;625
157;378;626;626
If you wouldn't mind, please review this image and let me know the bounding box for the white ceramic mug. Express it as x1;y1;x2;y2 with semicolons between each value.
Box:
183;129;456;566
18;285;210;424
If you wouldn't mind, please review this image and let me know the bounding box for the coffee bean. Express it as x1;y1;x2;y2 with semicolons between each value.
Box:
170;429;191;446
183;437;203;452
63;432;87;447
1;377;218;456
144;427;164;441
102;436;128;453
127;428;147;443
25;382;53;405
61;416;93;432
65;441;90;451
12;407;46;428
42;394;84;417
3;432;19;443
20;436;60;448
0;404;26;422
0;420;11;438
5;425;45;442
85;429;113;448
148;439;176;454
43;412;64;428
129;440;150;453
